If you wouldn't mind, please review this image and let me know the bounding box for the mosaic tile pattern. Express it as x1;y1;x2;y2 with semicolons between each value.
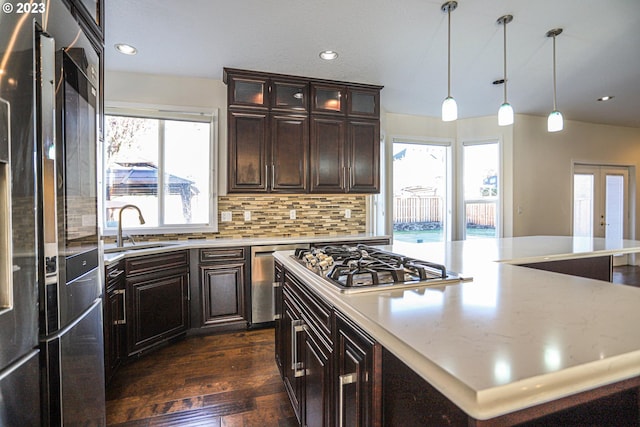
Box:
106;194;367;242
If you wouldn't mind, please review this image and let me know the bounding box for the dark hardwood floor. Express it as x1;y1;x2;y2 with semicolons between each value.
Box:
613;264;640;287
106;328;297;427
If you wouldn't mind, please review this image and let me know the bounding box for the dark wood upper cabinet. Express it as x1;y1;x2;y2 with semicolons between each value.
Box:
311;83;346;115
272;80;308;113
348;87;380;118
225;72;269;110
227;111;269;192
310;117;346;192
347;120;380;193
224;68;382;194
271;114;309;192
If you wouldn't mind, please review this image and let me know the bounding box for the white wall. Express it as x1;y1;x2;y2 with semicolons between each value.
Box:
513;115;640;238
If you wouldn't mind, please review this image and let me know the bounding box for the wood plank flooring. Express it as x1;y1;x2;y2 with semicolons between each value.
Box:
106;328;297;427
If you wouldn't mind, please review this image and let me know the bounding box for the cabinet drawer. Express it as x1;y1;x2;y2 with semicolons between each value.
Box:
284;271;332;344
199;247;247;263
126;250;189;277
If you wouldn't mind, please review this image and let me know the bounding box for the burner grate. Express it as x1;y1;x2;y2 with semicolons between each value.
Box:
292;244;463;291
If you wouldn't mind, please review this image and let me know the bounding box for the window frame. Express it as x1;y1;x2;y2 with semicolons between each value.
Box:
390;137;454;242
102;105;218;235
458;139;502;239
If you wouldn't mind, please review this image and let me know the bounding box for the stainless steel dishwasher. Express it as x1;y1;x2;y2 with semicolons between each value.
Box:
250;244;309;326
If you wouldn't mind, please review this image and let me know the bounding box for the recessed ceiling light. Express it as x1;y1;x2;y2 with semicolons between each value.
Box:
597;96;614;101
319;50;338;60
115;43;138;55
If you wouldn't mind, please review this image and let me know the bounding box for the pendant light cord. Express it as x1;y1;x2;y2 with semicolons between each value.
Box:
503;19;508;103
552;34;557;111
447;6;451;98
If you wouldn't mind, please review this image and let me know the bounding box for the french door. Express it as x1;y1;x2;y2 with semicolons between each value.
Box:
573;165;629;240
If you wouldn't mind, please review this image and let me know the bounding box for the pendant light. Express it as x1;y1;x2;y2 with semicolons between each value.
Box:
546;28;563;132
497;15;514;126
441;1;458;122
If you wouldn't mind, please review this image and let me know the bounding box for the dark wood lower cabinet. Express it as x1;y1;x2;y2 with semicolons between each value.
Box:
519;255;613;282
277;262;640;427
276;263;380;427
335;312;381;427
197;247;249;331
125;251;189;357
126;269;189;356
104;261;126;385
200;263;246;325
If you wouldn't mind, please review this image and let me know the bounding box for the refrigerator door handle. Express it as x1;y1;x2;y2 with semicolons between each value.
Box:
0;98;11;310
39;33;59;287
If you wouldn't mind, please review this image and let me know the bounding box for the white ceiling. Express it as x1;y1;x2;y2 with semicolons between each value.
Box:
105;0;640;128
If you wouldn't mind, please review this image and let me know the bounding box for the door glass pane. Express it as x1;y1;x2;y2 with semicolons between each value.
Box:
573;174;594;237
105;116;159;228
393;143;447;242
463;143;498;239
605;175;624;240
163;121;210;225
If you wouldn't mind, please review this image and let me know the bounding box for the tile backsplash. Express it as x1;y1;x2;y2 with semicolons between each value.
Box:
107;194;367;242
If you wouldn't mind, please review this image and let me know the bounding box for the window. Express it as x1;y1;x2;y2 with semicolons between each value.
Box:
462;141;499;239
392;140;451;243
104;109;217;233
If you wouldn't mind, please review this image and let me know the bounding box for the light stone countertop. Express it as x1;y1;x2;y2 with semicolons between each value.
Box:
102;233;390;265
273;236;640;420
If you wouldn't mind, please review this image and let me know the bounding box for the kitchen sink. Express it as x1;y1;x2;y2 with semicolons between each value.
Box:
104;242;179;253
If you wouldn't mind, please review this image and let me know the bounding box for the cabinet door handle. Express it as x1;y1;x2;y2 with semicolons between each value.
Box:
273;282;281;319
108;269;124;279
338;372;357;427
271;163;275;189
113;289;127;325
291;319;306;377
343;166;347;190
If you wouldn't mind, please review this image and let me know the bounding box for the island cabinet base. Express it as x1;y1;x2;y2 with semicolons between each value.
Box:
382;348;640;426
519;255;613;282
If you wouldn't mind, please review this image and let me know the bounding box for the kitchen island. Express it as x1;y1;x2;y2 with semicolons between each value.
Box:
273;236;640;425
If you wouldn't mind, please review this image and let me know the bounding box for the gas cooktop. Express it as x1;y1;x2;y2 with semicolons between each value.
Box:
293;244;469;294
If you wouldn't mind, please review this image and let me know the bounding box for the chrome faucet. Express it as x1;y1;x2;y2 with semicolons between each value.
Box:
116;204;146;247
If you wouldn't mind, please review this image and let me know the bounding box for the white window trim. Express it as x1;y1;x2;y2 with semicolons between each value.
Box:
103;104;219;235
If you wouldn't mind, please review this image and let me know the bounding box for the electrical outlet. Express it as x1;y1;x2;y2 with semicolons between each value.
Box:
244;211;251;221
345;209;351;219
221;211;232;222
289;209;296;220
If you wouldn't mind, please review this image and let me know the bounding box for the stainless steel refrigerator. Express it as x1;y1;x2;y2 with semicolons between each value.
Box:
0;2;105;425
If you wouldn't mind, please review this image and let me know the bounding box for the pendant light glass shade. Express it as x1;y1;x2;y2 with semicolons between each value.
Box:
442;96;458;122
546;28;563;132
497;15;514;126
441;1;458;122
498;102;514;126
547;110;563;132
